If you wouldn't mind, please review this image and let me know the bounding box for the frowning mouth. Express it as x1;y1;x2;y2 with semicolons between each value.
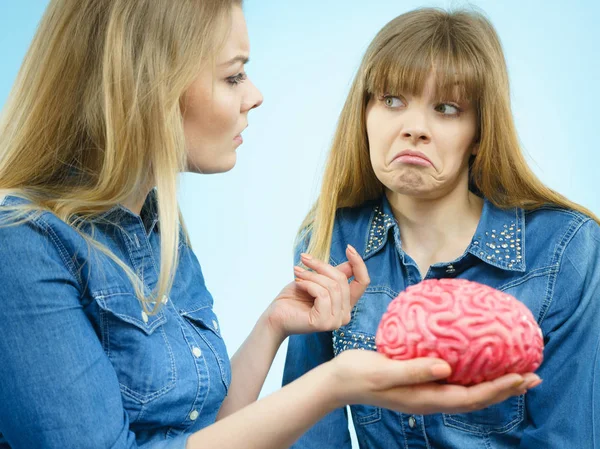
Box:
391;150;433;168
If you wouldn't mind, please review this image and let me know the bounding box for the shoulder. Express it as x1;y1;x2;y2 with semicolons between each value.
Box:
294;200;381;265
0;194;87;279
525;205;592;238
524;206;598;261
329;199;382;263
524;206;600;296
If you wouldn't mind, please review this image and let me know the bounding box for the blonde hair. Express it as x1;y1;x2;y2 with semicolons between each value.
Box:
301;7;599;263
0;0;241;313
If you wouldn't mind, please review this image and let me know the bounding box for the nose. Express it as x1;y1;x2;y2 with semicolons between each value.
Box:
401;110;431;145
401;127;430;144
242;78;263;112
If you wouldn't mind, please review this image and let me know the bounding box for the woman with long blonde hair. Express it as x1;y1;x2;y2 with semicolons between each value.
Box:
284;7;599;449
0;1;540;449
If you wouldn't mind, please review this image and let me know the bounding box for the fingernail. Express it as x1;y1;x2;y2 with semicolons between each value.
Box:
295;277;302;283
301;253;312;261
511;379;526;388
347;244;358;256
430;364;451;377
527;379;543;389
294;266;305;273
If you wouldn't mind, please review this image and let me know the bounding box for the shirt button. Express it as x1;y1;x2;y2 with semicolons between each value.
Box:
192;347;202;358
408;416;417;429
141;311;149;323
212;320;219;331
189;410;199;421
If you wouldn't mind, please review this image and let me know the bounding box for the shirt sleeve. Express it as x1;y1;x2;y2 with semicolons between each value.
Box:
519;219;600;449
0;217;188;449
282;230;352;449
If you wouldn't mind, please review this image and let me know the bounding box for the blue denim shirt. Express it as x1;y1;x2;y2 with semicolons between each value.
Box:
0;192;231;449
284;195;600;449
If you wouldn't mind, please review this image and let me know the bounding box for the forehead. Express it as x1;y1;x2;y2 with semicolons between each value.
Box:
218;6;249;62
364;23;485;103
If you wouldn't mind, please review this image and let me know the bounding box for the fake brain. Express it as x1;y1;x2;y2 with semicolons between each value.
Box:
375;279;543;385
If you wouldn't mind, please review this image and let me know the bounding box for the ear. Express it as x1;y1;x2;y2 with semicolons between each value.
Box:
471;143;480;156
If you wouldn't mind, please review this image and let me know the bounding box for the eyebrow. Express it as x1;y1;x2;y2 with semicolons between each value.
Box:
220;55;249;67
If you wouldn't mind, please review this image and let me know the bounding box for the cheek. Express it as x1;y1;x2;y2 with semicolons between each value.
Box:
366;111;391;165
183;84;240;146
436;127;476;174
210;93;239;130
182;88;213;147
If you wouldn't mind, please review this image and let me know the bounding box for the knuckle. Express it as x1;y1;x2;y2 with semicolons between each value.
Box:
316;291;329;302
335;272;347;283
330;282;342;295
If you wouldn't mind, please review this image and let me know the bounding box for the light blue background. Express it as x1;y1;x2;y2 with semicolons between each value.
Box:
2;1;598;445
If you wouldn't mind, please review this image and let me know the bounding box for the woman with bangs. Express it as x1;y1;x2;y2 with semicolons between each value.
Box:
284;7;600;449
0;1;540;449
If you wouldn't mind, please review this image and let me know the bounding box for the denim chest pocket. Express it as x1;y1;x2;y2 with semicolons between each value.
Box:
95;291;176;404
179;306;231;392
443;394;525;434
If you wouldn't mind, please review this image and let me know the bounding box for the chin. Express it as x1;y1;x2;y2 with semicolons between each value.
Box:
186;154;237;174
384;179;433;198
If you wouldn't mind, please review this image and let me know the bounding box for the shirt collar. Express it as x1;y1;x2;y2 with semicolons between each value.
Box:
362;195;397;260
468;198;526;272
361;195;526;272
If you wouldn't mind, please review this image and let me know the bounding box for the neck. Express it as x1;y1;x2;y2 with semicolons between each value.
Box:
122;187;154;216
386;183;483;269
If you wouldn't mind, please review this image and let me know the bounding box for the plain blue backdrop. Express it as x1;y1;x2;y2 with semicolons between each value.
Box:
1;1;598;446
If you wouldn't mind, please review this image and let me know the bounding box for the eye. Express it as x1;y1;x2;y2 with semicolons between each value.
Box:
435;103;461;116
227;72;247;86
382;95;404;109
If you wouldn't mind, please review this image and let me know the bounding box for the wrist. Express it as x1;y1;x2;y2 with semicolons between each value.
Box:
314;359;348;410
258;307;287;347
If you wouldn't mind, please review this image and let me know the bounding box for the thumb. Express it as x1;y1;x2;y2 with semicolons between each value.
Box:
375;357;451;389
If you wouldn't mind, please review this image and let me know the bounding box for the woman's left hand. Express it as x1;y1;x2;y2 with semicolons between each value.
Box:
266;245;370;340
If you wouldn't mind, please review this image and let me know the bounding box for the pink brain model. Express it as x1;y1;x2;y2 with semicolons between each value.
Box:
376;278;543;385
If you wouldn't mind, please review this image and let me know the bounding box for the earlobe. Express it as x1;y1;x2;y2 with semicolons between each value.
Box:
471;143;479;156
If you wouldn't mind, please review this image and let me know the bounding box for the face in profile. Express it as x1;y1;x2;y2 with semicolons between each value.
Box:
366;72;478;200
182;6;263;174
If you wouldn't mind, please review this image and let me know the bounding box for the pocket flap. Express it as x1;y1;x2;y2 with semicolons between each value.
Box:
95;291;166;335
179;305;222;338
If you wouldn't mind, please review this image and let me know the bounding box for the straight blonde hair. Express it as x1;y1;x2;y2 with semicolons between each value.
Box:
301;7;599;263
0;0;241;313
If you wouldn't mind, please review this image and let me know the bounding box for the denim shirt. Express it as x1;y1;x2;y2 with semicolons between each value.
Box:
0;192;231;449
283;195;600;449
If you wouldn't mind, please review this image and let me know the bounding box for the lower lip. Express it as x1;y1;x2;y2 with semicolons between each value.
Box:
394;155;432;167
234;135;243;145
